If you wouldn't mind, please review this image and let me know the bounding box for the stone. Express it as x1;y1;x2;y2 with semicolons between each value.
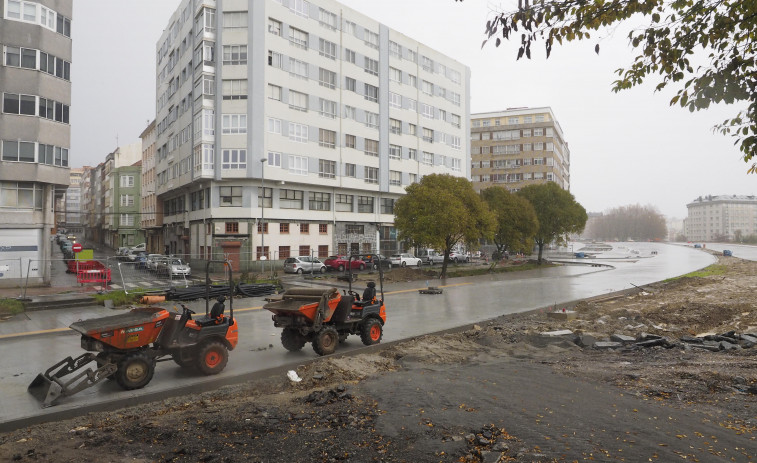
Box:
740;334;757;344
481;451;501;463
680;336;703;344
576;334;596;348
610;334;636;343
719;341;741;351
692;343;721;352
547;310;577;321
594;341;623;349
542;329;574;337
636;338;670;348
638;333;663;341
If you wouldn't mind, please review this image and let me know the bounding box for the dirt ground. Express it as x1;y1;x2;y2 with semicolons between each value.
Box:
2;254;756;462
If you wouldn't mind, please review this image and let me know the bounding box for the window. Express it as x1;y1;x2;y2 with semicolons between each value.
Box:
220;186;242;206
364;30;379;49
223;45;247;65
364;167;378;184
389;92;401;109
344;48;356;64
421;103;434;119
226;222;240;233
318;129;336;149
298;245;310;257
422;151;434;165
268;117;282;134
0;181;43;209
289;58;309;79
536;115;545;122
257;223;268;234
268;84;282;101
409;124;417;135
226;11;248;28
421;80;433;95
280;189;303;209
422;128;434;143
319;68;336;89
345;163;356;177
390;119;401;135
343;105;356;120
408;148;417;160
381;198;395;214
345;134;356;148
364;57;379;76
318;159;336;178
319;38;337;59
358;196;374;213
120;194;134;207
408;74;417;87
300;223;309;233
319;8;337;29
120;214;135;227
289;0;309;17
450;113;461;128
222;79;248;100
389;144;401;159
343;20;356;35
389;170;401;186
280;223;289;233
452;158;461;172
120;176;135;187
389;67;401;83
346;224;364;234
319;223;328;234
365;139;378;157
421;56;434;72
309;192;331;210
345;77;356;92
289;123;309;143
288;90;308;111
289;155;308;175
364;84;378;102
222;114;247;134
365;111;379;129
318;98;336;118
267;17;281;35
222;149;247;169
389;41;402;59
336;194;353;212
268;50;282;68
258;186;272;208
289;27;308;49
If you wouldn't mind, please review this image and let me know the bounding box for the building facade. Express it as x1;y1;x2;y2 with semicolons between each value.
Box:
470;107;570;193
154;0;470;269
0;0;73;286
140;120;164;254
63;167;84;238
100;143;142;249
685;195;757;242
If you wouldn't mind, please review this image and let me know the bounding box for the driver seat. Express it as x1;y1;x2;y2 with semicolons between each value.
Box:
196;296;226;327
354;282;376;307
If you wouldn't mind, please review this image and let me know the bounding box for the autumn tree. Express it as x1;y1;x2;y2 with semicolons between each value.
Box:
461;0;756;167
394;174;495;278
481;186;539;258
516;182;588;263
587;204;667;241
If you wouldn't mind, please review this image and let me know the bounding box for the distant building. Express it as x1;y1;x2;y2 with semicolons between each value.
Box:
685;195;757;242
100;144;142;249
139;120;163;254
470;107;570;193
0;1;73;286
64;168;85;238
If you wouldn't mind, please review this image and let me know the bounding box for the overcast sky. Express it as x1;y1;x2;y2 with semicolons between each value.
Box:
71;0;753;219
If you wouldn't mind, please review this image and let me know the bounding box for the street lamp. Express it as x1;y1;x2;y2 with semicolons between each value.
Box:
260;158;268;269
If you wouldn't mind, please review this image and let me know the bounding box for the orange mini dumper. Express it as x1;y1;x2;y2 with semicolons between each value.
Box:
264;254;386;356
28;260;239;407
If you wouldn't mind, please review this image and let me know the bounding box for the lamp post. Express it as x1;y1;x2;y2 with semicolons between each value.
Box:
260;158;268;273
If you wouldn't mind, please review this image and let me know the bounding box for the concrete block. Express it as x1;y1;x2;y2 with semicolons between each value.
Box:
610;334;636;343
542;329;574;337
576;334;596;348
547;310;577;321
594;341;623;349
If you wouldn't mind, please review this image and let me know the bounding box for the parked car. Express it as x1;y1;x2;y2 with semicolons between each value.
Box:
362;254;392;270
157;258;191;277
130;243;146;252
116;247;130;257
283;256;327;274
146;254;165;271
133;252;149;269
323;255;366;272
126;250;147;262
390;253;422;267
428;253;445;265
449;251;470;263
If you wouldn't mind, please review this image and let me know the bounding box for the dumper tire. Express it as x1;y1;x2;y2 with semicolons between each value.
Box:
195;340;229;375
115;352;155;390
360;318;383;346
281;329;307;352
312;326;338;356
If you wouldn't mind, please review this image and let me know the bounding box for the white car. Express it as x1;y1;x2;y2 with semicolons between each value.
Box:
283;256;327;274
390;253;422;267
157;258;191;277
130;243;146;252
146;254;165;271
449;251;470;263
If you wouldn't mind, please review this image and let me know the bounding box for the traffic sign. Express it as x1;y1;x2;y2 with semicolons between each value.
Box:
72;243;83;253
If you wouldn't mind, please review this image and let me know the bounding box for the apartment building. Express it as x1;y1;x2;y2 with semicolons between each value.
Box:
685;195;757;242
470;107;570;193
0;0;73;286
140;120;164;254
101;143;142;249
63;167;84;238
154;0;470;268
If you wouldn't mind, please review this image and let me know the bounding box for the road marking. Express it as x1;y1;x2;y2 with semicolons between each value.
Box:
0;283;470;339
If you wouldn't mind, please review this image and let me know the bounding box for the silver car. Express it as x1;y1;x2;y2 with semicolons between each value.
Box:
157;258;191;277
283;256;327;274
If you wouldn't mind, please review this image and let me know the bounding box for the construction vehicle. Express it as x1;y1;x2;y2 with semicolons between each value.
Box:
28;260;238;407
264;254;386;355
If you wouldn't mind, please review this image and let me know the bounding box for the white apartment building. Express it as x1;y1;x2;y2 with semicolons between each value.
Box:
154;0;470;269
685;195;757;242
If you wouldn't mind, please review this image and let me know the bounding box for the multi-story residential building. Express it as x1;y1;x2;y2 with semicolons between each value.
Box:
685;195;757;242
100;143;142;249
470;107;570;193
154;0;470;269
63;167;84;238
140;120;163;254
0;0;73;286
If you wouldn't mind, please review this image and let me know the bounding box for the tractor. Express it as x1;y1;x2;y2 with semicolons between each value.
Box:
28;260;238;407
264;254;386;355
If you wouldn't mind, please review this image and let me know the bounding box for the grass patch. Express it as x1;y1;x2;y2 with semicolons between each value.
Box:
665;264;728;282
0;298;25;315
92;290;143;307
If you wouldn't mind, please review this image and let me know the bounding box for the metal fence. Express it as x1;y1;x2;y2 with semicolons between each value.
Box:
105;258;190;294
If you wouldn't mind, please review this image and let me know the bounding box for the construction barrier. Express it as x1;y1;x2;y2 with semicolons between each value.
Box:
75;261;112;286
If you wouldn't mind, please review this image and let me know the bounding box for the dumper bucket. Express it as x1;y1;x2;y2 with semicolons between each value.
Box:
27;353;116;408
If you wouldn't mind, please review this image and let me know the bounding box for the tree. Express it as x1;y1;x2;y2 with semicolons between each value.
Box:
394;174;495;278
480;186;539;258
460;0;756;166
587;204;667;241
516;182;588;263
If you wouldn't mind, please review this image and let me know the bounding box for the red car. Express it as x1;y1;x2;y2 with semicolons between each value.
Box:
323;255;366;272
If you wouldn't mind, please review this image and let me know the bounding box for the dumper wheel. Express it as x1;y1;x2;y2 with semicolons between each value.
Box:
360;318;383;346
281;329;307;352
313;326;338;356
196;340;229;375
115;352;155;390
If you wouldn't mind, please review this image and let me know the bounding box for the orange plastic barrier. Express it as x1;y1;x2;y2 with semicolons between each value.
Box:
76;261;112;285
